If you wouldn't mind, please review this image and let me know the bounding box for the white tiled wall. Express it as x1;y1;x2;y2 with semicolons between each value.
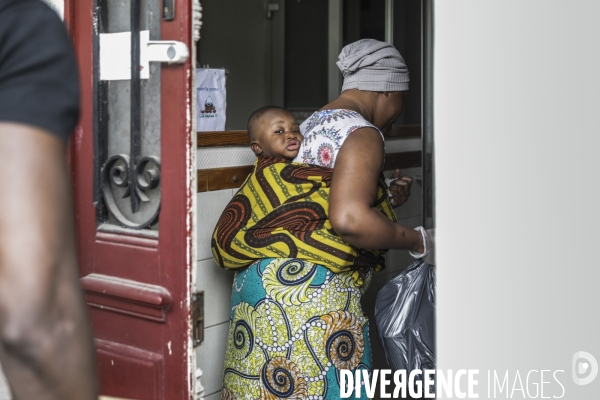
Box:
195;322;229;397
204;391;222;400
196;189;235;260
196;259;233;329
195;189;237;398
196;146;255;170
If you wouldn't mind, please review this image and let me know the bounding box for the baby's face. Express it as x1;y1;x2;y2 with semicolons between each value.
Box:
252;110;303;159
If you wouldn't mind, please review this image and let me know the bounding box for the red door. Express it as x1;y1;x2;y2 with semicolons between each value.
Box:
68;0;195;398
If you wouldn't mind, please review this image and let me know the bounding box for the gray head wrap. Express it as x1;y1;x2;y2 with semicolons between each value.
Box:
337;39;409;92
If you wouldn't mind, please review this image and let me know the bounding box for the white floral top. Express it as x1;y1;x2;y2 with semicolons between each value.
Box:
293;109;384;168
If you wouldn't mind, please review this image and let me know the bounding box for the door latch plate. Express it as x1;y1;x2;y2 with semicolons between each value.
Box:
192;291;204;347
163;0;175;21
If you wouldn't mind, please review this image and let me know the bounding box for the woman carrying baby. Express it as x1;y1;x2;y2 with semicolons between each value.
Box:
212;39;432;400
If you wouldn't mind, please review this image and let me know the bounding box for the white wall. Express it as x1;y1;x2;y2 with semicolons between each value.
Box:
435;1;600;398
195;188;236;399
194;141;256;397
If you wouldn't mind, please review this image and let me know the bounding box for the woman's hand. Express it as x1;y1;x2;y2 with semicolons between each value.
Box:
388;169;413;207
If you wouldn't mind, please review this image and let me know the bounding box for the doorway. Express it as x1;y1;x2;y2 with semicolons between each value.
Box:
194;1;433;398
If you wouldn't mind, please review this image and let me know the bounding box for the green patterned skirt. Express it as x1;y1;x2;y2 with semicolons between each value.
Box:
221;258;373;400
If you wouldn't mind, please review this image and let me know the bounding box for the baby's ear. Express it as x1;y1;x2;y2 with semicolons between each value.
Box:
250;142;263;155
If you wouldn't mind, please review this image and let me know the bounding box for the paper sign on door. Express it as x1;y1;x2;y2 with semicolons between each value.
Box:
196;69;227;131
99;31;150;81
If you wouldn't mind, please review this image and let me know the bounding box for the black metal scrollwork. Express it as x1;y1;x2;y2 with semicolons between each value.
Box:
98;0;161;230
102;155;161;229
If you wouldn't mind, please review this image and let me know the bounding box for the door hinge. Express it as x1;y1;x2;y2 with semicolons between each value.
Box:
192;291;204;347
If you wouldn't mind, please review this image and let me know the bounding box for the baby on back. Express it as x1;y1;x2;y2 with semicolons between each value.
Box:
213;106;395;277
247;106;303;159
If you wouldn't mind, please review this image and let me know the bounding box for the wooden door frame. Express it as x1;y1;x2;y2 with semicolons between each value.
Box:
68;0;196;398
422;0;435;229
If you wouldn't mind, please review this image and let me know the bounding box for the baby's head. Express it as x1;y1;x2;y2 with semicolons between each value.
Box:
247;106;303;159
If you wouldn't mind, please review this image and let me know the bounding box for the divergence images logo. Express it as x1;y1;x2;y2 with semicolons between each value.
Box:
572;351;598;385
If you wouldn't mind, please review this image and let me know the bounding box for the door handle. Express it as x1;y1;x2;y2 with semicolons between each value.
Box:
266;3;280;19
147;41;189;64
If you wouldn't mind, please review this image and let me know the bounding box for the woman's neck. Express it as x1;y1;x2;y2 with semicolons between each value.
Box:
320;90;376;124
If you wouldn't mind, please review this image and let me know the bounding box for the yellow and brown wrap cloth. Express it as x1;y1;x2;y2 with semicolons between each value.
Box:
211;156;397;285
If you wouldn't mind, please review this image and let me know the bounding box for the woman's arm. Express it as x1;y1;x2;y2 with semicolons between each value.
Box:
329;127;424;252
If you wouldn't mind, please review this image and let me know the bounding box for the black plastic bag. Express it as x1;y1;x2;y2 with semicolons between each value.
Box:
375;260;436;372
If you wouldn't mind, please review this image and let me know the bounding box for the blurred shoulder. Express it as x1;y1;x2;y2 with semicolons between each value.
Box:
0;0;79;142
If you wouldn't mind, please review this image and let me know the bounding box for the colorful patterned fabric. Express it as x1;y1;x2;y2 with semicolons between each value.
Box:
212;157;397;284
293;109;384;167
221;258;373;400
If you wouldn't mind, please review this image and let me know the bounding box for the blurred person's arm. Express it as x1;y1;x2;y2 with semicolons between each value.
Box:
0;1;98;398
0;124;98;399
